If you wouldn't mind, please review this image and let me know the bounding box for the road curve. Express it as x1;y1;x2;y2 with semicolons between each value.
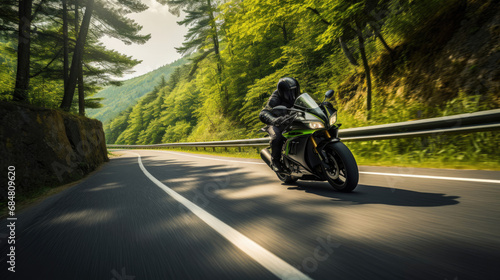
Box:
1;149;499;280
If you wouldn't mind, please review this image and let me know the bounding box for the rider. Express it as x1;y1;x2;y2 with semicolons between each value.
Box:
259;77;301;172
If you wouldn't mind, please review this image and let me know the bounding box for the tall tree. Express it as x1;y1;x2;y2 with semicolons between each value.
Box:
0;0;147;109
305;6;359;66
75;0;85;115
158;0;226;105
13;0;33;101
304;0;396;119
60;0;94;110
355;19;372;117
62;0;69;85
60;0;150;111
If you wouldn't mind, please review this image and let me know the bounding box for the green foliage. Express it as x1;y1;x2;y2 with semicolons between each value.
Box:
0;0;150;113
87;57;189;123
347;132;500;170
99;0;498;167
0;41;15;101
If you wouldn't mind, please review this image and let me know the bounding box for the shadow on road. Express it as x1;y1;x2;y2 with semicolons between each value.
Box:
6;153;498;280
289;181;460;207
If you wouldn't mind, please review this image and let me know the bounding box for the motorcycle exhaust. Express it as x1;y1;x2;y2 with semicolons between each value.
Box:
260;148;272;167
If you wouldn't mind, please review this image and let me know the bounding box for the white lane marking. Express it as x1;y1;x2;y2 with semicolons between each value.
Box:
152;150;266;165
136;150;500;184
360;171;500;184
131;152;312;280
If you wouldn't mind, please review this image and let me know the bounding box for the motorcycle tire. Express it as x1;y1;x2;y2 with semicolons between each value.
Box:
323;142;359;192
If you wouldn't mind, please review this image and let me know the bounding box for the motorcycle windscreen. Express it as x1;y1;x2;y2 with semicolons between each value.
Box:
294;93;327;122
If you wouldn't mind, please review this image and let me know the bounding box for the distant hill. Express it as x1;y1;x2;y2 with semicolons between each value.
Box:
87;56;188;124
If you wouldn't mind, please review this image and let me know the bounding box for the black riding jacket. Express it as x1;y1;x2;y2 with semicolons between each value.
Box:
259;90;295;125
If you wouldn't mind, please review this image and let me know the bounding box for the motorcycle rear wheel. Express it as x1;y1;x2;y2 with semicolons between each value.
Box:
323;142;359;192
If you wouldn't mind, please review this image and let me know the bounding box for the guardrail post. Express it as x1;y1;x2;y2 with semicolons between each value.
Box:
238;147;241;152
212;147;216;152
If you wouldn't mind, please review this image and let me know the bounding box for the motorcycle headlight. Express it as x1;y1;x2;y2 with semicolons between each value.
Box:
308;122;325;129
329;111;337;126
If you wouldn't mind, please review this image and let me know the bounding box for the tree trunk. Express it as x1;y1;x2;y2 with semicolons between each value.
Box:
75;1;85;116
60;0;94;111
281;21;288;44
305;7;359;66
206;0;227;108
368;22;394;58
206;0;220;57
13;0;33;102
62;0;69;84
339;36;359;66
355;22;372;119
78;63;85;116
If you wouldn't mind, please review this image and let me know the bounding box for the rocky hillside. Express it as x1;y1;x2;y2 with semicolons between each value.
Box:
0;102;108;199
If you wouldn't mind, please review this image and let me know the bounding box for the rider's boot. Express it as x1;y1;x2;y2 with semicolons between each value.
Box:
271;158;285;173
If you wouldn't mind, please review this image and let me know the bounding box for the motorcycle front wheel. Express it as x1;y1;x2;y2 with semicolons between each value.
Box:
323;142;359;192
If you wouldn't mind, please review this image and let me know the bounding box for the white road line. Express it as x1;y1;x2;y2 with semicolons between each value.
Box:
359;171;500;184
136;150;500;184
131;152;312;280
154;150;266;165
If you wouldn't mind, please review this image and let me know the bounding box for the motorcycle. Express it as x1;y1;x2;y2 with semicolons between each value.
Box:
260;90;359;192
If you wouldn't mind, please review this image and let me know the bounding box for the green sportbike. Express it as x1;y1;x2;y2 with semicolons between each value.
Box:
260;90;359;192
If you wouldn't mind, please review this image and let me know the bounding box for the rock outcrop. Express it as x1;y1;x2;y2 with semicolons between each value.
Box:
0;101;109;199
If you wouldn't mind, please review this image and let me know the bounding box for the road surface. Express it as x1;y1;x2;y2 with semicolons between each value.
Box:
1;150;499;279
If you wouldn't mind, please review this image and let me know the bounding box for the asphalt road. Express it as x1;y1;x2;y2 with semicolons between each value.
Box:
1;150;500;280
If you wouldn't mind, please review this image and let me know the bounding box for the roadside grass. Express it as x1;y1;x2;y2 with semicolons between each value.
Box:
112;136;500;171
115;146;263;159
347;132;500;171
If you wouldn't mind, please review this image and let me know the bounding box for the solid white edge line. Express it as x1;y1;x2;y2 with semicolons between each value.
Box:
359;171;500;184
155;150;266;165
134;149;500;184
130;152;312;280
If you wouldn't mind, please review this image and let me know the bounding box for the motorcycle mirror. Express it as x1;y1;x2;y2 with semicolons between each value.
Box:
322;89;335;103
325;89;334;99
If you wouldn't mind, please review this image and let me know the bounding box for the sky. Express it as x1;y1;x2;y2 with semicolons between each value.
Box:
99;0;189;80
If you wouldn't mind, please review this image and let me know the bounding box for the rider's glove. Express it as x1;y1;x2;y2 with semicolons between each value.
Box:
273;116;287;126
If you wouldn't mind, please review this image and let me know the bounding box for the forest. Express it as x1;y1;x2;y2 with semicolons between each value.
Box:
0;0;150;113
2;0;499;168
86;56;189;124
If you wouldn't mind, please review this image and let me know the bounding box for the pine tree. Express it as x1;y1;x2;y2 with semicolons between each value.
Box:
0;0;149;110
158;0;226;106
60;0;150;111
13;0;33;101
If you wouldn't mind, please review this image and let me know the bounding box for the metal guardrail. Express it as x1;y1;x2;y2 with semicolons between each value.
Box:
107;109;500;149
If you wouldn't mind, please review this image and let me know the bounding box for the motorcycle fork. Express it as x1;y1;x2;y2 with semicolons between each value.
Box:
310;130;332;161
311;132;338;178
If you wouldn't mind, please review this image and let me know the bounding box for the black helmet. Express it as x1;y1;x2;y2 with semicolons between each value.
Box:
277;77;300;103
